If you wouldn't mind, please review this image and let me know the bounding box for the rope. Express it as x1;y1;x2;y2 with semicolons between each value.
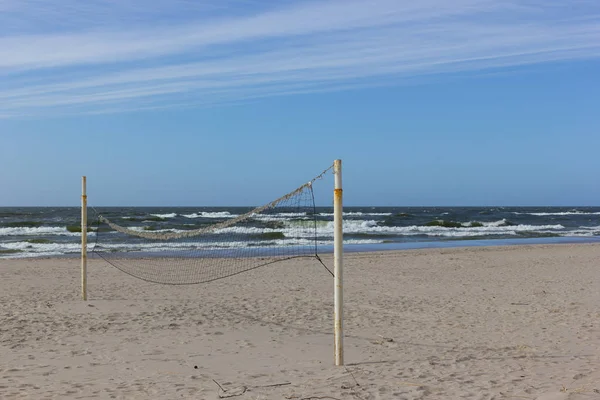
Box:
315;255;334;277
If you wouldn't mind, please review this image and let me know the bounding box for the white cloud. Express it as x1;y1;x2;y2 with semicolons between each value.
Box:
0;0;598;117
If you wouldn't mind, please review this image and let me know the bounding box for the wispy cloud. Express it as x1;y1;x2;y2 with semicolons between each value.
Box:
0;0;599;117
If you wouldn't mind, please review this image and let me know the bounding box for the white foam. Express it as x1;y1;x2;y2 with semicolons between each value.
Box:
514;211;600;216
255;215;311;222
562;231;600;237
0;251;65;259
335;221;565;237
127;227;183;233
344;239;383;244
150;213;178;219
182;213;200;218
562;226;600;237
0;241;87;259
214;219;565;239
216;226;279;235
4;219;593;258
482;219;511;227
253;212;308;221
269;212;307;217
578;225;600;230
2;241;81;252
0;226;88;236
319;212;392;217
182;211;237;219
78;238;384;255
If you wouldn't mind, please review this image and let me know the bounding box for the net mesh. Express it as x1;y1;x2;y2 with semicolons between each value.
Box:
90;165;333;284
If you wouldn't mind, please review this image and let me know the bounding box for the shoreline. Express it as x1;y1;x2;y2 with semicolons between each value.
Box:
344;234;600;252
2;234;600;260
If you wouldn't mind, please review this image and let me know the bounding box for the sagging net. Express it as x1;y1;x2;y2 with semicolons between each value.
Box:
90;165;333;284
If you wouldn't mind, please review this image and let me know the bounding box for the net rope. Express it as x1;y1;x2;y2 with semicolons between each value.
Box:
90;164;334;284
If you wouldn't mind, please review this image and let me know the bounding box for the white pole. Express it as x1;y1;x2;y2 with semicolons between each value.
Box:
81;176;87;301
333;159;344;366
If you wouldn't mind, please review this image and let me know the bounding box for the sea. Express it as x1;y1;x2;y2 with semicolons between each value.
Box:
1;206;600;259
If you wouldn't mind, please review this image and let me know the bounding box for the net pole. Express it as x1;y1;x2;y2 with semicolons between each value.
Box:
81;176;87;301
333;159;344;366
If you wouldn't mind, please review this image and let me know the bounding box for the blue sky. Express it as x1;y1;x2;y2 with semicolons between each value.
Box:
1;0;599;206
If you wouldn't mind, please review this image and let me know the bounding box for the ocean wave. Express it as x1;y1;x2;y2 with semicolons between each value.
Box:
548;230;599;237
319;212;392;217
482;219;512;227
562;226;600;237
123;227;174;233
578;225;600;230
419;219;514;228
253;212;309;222
0;241;83;258
2;241;81;252
182;211;237;219
0;226;90;236
266;212;307;217
0;251;65;259
150;213;178;219
9;219;564;241
0;238;383;258
336;221;565;237
216;220;566;239
182;211;308;220
254;216;311;223
513;211;600;216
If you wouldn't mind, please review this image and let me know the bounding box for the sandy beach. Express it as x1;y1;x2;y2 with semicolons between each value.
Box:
1;243;600;399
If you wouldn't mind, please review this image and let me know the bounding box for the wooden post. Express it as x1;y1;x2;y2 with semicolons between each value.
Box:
81;176;87;301
333;159;344;366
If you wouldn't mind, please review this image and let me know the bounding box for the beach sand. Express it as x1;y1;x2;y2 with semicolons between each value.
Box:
1;243;600;399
